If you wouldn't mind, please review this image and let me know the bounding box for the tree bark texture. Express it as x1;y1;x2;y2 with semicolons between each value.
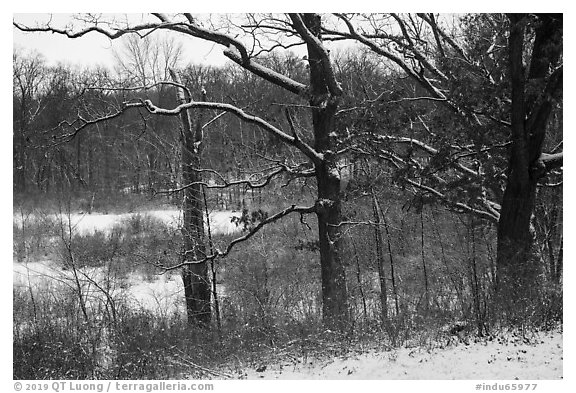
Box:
302;13;350;330
172;70;211;326
496;14;562;311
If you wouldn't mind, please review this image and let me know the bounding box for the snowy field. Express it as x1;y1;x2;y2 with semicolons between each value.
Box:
12;259;187;315
13;209;241;314
13;209;242;236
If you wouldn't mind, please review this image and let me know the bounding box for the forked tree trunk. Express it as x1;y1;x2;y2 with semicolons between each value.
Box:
171;70;211;326
496;14;562;312
302;13;349;330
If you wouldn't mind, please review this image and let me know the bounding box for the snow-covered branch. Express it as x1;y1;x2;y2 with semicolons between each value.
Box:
13;19;163;40
157;164;311;195
15;14;310;98
138;99;323;164
534;152;563;175
153;13;309;97
158;204;317;270
367;134;481;179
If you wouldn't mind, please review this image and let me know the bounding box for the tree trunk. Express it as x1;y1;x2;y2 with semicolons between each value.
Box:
181;137;211;326
147;151;156;196
495;14;562;314
495;176;539;298
302;13;349;330
15;132;27;193
315;168;349;330
172;70;211;326
382;205;400;316
76;132;82;186
495;14;538;312
87;144;94;190
14;98;28;193
419;207;430;312
371;190;388;322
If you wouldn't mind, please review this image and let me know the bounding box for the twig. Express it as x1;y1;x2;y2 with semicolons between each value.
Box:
171;352;234;379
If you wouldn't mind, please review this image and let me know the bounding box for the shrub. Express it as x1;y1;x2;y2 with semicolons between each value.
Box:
13;211;58;261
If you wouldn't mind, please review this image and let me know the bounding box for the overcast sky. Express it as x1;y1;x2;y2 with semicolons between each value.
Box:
13;14;232;69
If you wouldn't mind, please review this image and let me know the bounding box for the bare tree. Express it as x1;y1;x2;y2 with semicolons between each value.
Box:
497;14;562;308
14;12;563;327
113;35;184;194
170;69;211;326
324;13;563;311
14;13;352;330
13;50;48;193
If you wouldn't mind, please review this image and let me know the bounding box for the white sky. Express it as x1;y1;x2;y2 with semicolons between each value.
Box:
11;9;569;70
13;13;231;69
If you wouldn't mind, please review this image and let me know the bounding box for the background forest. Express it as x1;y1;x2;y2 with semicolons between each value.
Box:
13;13;562;379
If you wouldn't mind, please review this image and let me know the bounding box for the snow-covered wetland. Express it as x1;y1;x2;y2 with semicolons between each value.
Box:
12;209;241;237
13;209;241;315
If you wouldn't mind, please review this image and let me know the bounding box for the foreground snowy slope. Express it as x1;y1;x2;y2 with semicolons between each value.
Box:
244;331;562;379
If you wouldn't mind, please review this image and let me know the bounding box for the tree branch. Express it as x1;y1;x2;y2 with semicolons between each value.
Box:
158;204;317;270
14;19;163;40
368;133;481;178
416;13;472;64
534;152;563;174
138;99;323;164
404;178;500;223
15;14;310;98
158;165;287;195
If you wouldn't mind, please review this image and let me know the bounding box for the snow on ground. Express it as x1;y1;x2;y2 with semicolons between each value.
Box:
13;209;242;236
13;258;188;315
13;209;240;314
146;210;242;236
123;271;186;315
13;260;65;288
244;331;562;380
13;209;564;381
